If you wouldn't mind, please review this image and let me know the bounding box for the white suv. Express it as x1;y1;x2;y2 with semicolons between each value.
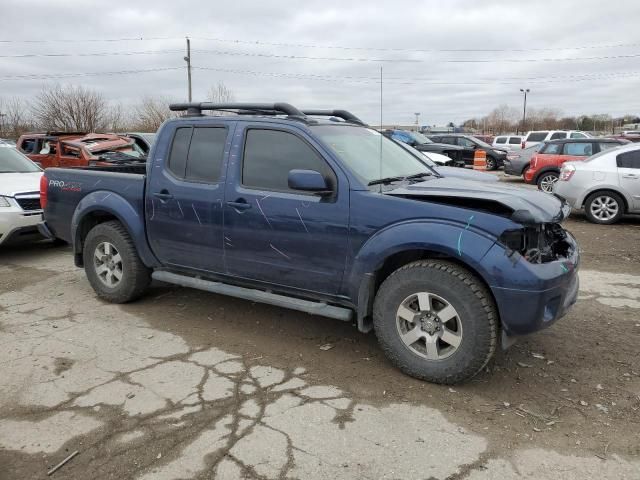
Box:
522;130;590;149
493;135;524;150
0;146;44;246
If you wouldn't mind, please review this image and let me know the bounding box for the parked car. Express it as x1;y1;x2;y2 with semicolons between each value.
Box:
525;138;627;192
493;135;524;150
0;138;16;147
473;134;494;144
605;132;640;143
426;133;508;170
395;142;499;183
521;130;591;149
554;143;640;224
17;132;146;169
0;146;44;246
383;130;465;166
125;132;156;155
40;102;579;385
503;143;543;177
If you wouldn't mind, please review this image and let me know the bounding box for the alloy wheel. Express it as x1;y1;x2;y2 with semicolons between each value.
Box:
94;241;123;288
590;195;619;221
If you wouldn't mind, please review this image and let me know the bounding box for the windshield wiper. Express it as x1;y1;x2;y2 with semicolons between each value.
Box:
405;172;433;181
367;176;405;186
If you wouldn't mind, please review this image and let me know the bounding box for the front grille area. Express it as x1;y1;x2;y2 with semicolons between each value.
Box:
15;196;41;212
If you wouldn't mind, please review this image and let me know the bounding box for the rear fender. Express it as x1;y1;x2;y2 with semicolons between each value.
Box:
71;191;159;268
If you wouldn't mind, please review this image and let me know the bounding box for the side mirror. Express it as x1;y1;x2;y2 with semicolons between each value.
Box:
288;169;331;194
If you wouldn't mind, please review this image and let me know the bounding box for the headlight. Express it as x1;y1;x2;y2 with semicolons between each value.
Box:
0;196;11;207
494;150;507;155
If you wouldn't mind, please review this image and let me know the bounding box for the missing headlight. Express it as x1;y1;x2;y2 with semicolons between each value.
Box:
500;224;571;264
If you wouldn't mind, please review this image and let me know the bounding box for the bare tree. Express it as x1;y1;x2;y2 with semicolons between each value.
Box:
207;81;235;103
132;96;179;132
0;96;34;138
32;84;110;132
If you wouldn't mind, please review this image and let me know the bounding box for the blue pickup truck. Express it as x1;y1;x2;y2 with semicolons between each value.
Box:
39;103;579;384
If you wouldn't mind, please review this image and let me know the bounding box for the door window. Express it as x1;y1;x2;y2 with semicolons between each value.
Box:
242;129;333;193
508;137;522;145
167;127;227;182
564;142;593;156
495;137;507;144
550;132;566;140
527;132;548;142
541;143;562;155
457;137;476;148
616;150;640;169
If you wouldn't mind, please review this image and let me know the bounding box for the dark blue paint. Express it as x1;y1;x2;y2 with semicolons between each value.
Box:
43;115;579;337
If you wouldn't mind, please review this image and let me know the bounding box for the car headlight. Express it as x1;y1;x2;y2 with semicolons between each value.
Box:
494;150;507;155
0;196;12;207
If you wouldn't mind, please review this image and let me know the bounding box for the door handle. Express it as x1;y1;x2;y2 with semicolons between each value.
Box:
622;174;639;179
226;199;252;211
153;190;174;200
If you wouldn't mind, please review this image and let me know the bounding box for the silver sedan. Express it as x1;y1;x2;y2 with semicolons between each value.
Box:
553;143;640;224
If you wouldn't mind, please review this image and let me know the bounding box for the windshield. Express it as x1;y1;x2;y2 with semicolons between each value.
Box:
408;131;433;144
471;137;493;149
313;125;436;184
0;147;41;173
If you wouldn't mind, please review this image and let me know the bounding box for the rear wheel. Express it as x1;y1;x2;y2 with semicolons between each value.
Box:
83;220;151;303
537;172;559;193
373;260;498;384
584;191;624;225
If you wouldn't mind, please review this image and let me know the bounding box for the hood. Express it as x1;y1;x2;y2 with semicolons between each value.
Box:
0;172;42;197
415;143;465;151
386;177;570;224
435;166;499;183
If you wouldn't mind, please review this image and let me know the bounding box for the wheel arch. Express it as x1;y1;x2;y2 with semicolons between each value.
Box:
533;166;561;185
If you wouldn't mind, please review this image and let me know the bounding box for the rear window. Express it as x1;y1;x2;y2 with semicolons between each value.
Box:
616;150;640;169
550;132;566;140
570;132;587;139
508;137;522;144
527;132;548;142
495;137;507;144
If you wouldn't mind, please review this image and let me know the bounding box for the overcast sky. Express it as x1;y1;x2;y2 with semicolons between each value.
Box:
1;0;639;125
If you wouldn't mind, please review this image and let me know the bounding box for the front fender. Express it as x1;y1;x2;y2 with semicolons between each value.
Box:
71;190;159;268
347;219;498;302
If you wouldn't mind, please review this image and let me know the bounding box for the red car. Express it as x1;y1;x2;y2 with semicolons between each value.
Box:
525;138;627;192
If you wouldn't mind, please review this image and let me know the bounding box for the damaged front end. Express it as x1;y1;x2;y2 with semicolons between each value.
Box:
500;223;573;264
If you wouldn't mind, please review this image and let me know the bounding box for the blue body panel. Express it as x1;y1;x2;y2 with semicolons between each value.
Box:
42;115;580;337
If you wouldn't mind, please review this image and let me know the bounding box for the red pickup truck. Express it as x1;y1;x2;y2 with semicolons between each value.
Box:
17;132;145;169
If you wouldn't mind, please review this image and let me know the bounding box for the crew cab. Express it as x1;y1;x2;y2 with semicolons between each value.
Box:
40;103;579;384
17;132;146;169
525;138;627;192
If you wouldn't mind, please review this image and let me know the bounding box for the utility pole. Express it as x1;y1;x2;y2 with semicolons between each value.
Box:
0;113;5;136
520;88;530;135
184;37;192;102
414;112;420;132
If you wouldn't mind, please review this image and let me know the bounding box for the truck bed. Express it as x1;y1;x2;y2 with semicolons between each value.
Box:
44;167;147;243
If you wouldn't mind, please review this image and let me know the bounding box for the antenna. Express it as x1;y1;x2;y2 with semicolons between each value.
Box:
379;66;383;194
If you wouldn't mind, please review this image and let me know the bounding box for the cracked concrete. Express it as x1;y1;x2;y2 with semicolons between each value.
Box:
1;242;640;479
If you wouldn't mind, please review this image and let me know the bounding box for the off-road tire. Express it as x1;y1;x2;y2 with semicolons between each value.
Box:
83;220;151;303
584;191;624;225
373;260;498;384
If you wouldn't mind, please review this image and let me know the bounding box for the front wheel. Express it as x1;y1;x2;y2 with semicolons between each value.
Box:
373;260;498;384
584;191;624;224
485;156;498;171
83;220;151;303
537;172;559;193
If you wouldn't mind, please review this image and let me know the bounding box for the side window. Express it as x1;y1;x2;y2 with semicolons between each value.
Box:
242;129;332;193
167;127;227;182
457;137;475;148
564;142;593;156
570;132;586;139
550;132;566;140
598;142;620;153
542;143;562;155
508;137;521;145
21;139;36;153
495;137;507;144
616;150;640;169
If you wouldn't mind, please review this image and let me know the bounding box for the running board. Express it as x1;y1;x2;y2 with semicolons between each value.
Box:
152;271;353;322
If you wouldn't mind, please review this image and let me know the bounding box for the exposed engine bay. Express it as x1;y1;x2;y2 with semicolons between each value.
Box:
500;223;572;264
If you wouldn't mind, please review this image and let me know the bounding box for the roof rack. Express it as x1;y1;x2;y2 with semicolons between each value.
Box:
301;110;367;126
169;102;306;119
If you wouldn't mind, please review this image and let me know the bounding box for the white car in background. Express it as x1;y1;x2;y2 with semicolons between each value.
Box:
492;135;524;150
0;146;44;245
522;130;591;149
554;143;640;224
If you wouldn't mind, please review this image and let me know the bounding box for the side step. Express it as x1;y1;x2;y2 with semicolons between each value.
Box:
152;271;353;322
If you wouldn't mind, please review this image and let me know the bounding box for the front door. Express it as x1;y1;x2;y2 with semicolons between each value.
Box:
223;123;350;295
146;122;234;273
616;149;640;210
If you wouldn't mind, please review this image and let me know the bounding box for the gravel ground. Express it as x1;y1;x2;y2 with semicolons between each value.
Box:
1;174;639;479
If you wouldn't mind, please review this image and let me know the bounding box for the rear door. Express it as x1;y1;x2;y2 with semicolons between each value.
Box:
146;121;233;273
616;149;640;210
223;122;350;295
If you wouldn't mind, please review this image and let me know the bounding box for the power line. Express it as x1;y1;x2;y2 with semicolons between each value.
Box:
0;67;182;80
0;49;181;58
0;36;180;44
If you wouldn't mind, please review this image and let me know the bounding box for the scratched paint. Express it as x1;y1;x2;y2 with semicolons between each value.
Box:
191;204;202;226
176;201;184;218
295;208;309;233
270;244;290;260
457;215;475;256
256;199;273;229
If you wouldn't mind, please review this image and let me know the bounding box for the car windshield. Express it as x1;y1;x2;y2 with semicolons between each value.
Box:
407;131;434;144
471;137;493;148
313;125;436;184
0;147;41;173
